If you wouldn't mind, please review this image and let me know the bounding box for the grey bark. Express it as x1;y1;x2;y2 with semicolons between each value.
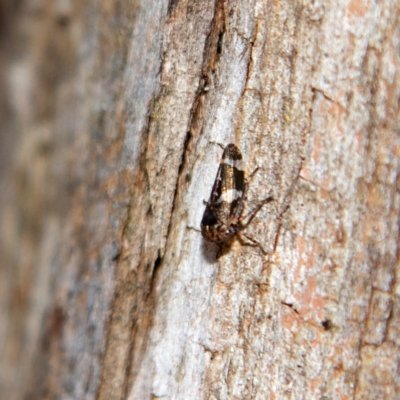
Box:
0;0;399;399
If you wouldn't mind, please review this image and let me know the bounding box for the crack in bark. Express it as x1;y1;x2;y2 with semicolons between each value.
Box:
161;0;228;261
351;36;399;398
167;0;179;17
281;301;299;314
161;129;192;260
96;88;160;399
100;2;232;397
273;204;290;252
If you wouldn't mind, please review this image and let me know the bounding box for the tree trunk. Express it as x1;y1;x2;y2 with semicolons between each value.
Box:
0;0;399;399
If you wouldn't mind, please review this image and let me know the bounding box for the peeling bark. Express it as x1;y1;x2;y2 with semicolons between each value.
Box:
0;0;399;399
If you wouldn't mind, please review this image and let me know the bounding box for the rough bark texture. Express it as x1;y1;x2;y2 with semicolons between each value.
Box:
0;0;399;399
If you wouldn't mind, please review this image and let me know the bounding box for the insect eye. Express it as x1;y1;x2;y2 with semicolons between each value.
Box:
201;210;218;226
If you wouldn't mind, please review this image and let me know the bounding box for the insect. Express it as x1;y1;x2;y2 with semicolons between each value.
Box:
201;143;273;257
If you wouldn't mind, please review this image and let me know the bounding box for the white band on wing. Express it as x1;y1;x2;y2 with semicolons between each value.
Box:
216;189;243;204
222;158;244;170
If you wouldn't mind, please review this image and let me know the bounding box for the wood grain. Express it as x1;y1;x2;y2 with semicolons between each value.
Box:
0;0;399;399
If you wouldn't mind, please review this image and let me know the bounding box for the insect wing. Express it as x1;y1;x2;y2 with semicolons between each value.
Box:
207;144;245;222
219;144;245;220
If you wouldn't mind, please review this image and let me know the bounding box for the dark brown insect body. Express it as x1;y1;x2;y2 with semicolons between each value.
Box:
201;144;272;254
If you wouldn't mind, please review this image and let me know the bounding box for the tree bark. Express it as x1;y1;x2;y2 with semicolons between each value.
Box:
0;0;399;399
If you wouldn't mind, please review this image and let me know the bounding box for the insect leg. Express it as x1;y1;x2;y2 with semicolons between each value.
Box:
242;167;260;201
209;141;225;151
241;196;273;228
247;166;261;182
216;244;223;259
237;231;267;254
